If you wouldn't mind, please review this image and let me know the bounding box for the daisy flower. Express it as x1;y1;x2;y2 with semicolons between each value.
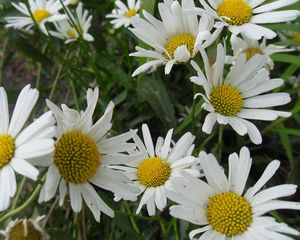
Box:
50;3;94;43
226;34;293;70
5;0;70;35
196;0;300;39
169;146;300;240
191;43;291;144
0;216;50;240
129;0;223;76
106;0;140;29
38;87;139;222
0;85;55;212
113;124;199;216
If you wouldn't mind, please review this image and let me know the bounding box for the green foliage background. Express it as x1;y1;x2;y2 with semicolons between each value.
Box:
0;0;299;239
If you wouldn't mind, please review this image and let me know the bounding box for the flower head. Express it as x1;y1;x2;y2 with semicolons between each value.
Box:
226;34;293;69
169;146;300;239
5;0;70;35
0;216;50;240
38;88;139;222
106;0;140;29
0;85;55;211
50;3;94;43
129;0;222;76
196;0;300;39
113;124;199;216
191;43;291;144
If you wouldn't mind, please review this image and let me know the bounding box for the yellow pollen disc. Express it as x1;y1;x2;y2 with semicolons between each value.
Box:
217;0;252;26
207;192;253;236
7;221;42;240
289;33;300;43
210;84;243;116
54;130;100;184
0;134;15;169
164;34;195;59
67;25;82;39
137;157;171;187
243;48;263;61
125;8;137;18
32;10;51;23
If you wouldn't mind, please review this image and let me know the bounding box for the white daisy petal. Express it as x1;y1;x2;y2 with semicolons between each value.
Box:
199;152;230;193
69;183;82;212
245;160;280;200
0;87;9;134
10;158;39;180
168;147;300;239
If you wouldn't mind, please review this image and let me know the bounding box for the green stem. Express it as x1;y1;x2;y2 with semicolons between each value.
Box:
262;103;300;134
36;44;48;90
11;176;27;211
217;125;224;161
191;84;197;135
173;220;179;240
70;78;80;111
124;203;140;234
0;37;8;86
160;220;166;236
0;174;46;225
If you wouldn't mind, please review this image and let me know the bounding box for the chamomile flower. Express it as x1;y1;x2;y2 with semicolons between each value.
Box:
129;0;222;76
50;3;94;43
106;0;140;29
226;34;293;70
169;147;300;240
0;216;50;240
5;0;70;35
191;43;291;144
0;85;55;212
38;88;139;222
114;124;199;216
196;0;300;39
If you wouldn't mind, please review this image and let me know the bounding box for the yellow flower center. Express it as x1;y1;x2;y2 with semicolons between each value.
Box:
243;48;263;61
54;130;100;184
207;192;253;236
32;10;51;23
210;84;243;116
0;134;15;169
137;157;171;187
164;33;195;59
125;9;137;18
289;33;300;43
217;0;252;25
67;25;82;39
7;220;42;240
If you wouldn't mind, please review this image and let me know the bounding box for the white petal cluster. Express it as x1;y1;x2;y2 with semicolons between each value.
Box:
112;124;199;216
0;85;55;211
191;44;291;144
169;147;300;240
50;3;94;43
106;0;140;29
5;0;93;43
129;0;222;76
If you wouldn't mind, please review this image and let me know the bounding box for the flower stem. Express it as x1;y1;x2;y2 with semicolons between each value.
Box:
191;85;197;135
0;174;46;225
124;202;140;234
11;176;27;211
217;125;223;161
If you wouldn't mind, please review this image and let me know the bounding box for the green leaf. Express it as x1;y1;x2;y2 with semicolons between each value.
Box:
141;0;156;15
276;124;293;169
47;229;75;240
271;53;300;66
10;32;50;63
137;76;176;128
272;127;300;137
